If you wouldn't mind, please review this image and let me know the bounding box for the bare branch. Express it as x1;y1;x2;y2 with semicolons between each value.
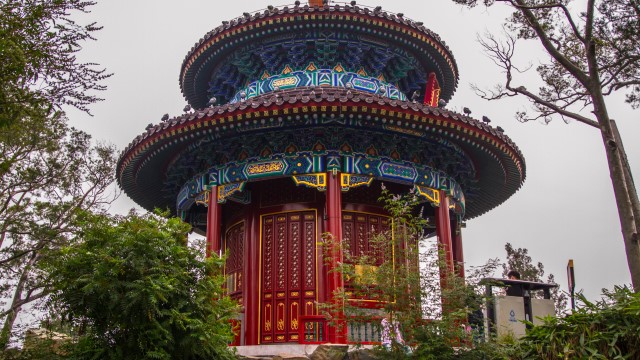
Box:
510;85;600;127
476;29;600;128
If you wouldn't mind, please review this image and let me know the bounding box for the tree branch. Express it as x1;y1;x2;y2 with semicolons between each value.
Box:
510;85;600;128
508;0;585;43
512;0;591;86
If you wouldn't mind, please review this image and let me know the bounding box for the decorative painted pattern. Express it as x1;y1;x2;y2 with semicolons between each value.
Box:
229;69;407;104
180;4;459;108
120;88;524;220
290;222;300;289
247;161;285;176
414;185;441;207
218;182;246;204
292;173;327;191
340;174;373;191
177;152;465;216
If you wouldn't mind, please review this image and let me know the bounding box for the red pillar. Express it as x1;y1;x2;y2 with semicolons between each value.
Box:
326;171;347;344
452;218;465;279
435;191;455;274
244;207;259;345
423;72;441;107
206;187;222;257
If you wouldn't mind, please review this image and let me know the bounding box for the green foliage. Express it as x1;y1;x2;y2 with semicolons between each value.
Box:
501;243;545;282
0;112;116;349
321;187;511;359
0;0;110;126
451;0;640;110
453;0;640;297
44;212;238;360
516;286;640;359
596;0;640;108
0;0;112;345
500;243;568;314
322;188;640;359
0;342;67;360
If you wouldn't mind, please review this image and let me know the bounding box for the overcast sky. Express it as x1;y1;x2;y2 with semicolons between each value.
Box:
67;0;640;301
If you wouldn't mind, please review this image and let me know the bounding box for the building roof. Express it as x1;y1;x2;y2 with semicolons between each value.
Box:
117;88;525;219
179;3;459;108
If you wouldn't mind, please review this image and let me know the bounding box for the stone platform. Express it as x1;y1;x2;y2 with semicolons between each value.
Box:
234;344;376;360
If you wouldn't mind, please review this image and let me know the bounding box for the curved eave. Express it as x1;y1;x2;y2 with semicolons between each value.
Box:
117;89;525;219
179;3;459;108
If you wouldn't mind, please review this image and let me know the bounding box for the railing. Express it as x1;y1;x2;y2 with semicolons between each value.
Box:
298;314;383;345
348;316;382;344
298;315;327;344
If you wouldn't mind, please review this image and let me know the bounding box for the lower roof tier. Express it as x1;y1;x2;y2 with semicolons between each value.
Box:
117;88;526;219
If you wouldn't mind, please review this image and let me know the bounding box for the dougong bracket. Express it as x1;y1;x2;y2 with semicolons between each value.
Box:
218;182;247;203
414;185;440;207
292;174;327;191
340;174;373;192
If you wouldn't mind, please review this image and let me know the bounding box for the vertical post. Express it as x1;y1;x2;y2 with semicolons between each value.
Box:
244;209;259;345
326;171;347;344
206;187;222;257
452;218;465;279
423;72;441;107
567;259;575;311
436;191;455;274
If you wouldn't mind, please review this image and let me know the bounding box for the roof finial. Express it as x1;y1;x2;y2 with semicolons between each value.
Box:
308;0;328;6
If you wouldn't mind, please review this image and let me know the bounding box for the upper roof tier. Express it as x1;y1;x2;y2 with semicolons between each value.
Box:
180;3;459;109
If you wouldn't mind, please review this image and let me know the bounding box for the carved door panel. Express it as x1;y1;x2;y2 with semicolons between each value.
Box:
224;222;244;299
261;211;316;343
342;212;390;265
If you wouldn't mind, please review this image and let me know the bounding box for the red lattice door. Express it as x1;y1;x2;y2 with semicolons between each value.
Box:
224;222;244;346
260;211;317;343
342;212;390;303
224;222;244;299
342;212;390;265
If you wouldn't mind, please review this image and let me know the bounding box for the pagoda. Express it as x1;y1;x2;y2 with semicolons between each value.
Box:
117;0;526;347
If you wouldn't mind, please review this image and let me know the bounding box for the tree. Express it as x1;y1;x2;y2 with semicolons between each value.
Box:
44;212;238;360
0;0;113;347
0;0;110;127
452;0;640;290
500;243;568;314
0;111;116;349
320;188;507;359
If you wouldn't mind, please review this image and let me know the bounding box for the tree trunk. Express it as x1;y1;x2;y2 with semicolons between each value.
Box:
585;27;640;290
0;253;36;350
597;116;640;291
611;120;640;230
0;306;20;351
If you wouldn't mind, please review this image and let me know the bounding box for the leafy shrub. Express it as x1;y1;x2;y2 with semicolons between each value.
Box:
517;286;640;359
